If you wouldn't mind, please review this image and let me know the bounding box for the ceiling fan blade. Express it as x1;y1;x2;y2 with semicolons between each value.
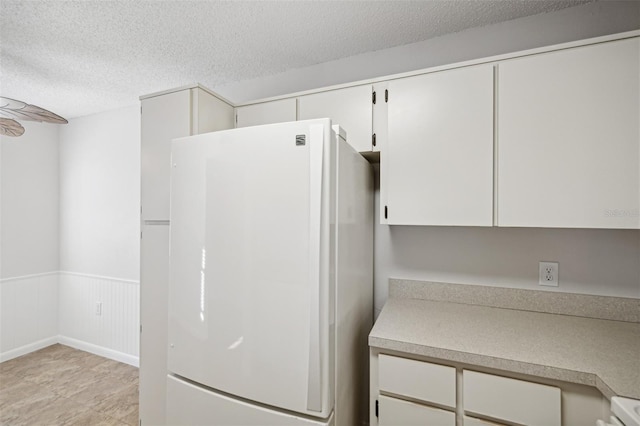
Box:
0;96;68;124
0;117;26;137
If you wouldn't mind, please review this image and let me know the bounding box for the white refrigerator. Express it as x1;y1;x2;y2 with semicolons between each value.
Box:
166;119;373;426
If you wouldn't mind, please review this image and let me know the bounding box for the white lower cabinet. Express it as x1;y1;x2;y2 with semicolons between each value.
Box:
371;352;594;426
375;355;456;425
463;370;561;426
378;395;455;426
463;415;504;426
379;354;456;409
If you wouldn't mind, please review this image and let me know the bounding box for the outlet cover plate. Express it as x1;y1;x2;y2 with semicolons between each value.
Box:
539;261;559;287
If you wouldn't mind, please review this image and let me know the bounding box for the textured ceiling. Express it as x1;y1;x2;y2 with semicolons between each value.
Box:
0;0;592;119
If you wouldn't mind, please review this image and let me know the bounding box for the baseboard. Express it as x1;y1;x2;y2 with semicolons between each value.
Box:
0;336;58;363
0;335;140;367
58;336;139;367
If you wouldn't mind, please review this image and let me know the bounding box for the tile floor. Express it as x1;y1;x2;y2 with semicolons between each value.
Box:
0;344;138;425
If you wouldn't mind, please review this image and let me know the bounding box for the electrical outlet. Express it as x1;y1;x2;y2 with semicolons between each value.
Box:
96;302;102;316
539;262;559;287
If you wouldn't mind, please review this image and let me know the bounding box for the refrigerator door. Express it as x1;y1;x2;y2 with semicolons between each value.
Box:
167;375;334;426
168;119;333;419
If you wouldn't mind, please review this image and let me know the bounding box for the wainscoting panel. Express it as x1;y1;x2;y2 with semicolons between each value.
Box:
58;272;139;366
0;272;59;362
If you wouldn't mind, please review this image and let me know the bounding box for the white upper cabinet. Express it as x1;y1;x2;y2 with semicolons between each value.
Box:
141;90;191;220
141;87;234;220
235;98;296;128
497;38;640;229
193;89;235;135
382;64;494;226
298;85;373;152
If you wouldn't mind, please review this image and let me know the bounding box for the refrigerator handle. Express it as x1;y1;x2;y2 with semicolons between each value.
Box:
306;124;324;413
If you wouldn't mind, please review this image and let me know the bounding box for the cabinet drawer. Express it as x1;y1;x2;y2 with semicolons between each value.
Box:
463;370;560;426
379;395;455;426
379;354;456;408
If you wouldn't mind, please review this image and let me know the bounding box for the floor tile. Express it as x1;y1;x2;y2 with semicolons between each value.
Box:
66;352;113;370
53;369;117;398
0;379;53;411
20;393;87;425
67;377;131;406
94;383;139;421
0;383;59;424
0;344;139;425
120;408;139;426
0;371;24;388
92;359;138;379
18;359;83;386
0;355;32;375
63;409;128;426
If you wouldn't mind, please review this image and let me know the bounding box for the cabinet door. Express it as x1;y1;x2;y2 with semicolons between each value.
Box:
193;89;234;134
463;370;560;426
497;38;640;229
378;395;455;426
378;354;456;408
383;64;494;226
463;415;505;426
298;85;373;152
235;98;296;128
141;90;191;220
139;224;170;425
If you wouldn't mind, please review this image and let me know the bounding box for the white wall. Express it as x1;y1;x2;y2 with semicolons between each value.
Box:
0;122;60;360
214;1;640;103
1;122;59;278
59;105;140;280
1;107;142;363
55;105;141;364
213;1;640;314
0;273;58;361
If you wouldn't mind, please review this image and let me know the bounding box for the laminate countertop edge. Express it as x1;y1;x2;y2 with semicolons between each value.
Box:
369;298;639;400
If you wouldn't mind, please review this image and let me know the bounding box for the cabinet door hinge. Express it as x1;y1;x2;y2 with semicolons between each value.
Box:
372;91;376;105
385;89;388;103
140;324;143;333
384;206;388;219
372;133;376;147
375;399;379;418
235;113;238;124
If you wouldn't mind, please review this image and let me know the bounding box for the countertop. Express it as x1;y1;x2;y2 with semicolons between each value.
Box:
369;281;640;400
